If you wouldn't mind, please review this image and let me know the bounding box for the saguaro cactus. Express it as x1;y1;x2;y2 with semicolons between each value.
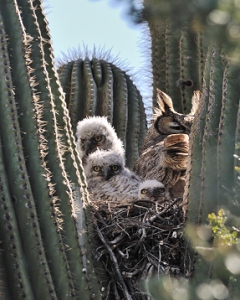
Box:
58;57;147;169
0;0;106;298
140;0;240;298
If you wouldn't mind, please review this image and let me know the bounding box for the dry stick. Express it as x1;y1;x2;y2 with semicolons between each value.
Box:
149;198;182;222
95;223;133;300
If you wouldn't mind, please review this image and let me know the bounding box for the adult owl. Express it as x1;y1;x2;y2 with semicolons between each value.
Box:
138;180;166;203
84;149;141;204
134;89;201;198
76;116;125;165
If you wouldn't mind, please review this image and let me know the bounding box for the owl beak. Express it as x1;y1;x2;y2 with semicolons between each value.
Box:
86;142;98;156
105;170;114;181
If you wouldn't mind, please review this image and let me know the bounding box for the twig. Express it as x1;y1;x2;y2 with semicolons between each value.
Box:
95;222;133;300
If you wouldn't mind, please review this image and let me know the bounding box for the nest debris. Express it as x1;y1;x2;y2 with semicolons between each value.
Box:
91;197;187;299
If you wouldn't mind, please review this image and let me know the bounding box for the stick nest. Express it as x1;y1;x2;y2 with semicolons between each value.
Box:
91;197;187;299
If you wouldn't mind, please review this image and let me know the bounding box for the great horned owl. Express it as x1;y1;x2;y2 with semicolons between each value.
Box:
138;180;166;203
85;149;141;204
134;89;201;198
76;116;125;165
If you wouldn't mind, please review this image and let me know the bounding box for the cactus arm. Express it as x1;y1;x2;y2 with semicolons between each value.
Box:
125;77;140;169
111;64;128;148
183;46;212;224
7;1;81;297
200;45;224;217
217;61;240;206
0;140;34;299
13;2;90;297
0;4;57;298
3;0;104;298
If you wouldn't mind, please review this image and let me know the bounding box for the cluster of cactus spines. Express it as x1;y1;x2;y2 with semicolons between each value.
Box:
58;57;147;169
0;0;107;298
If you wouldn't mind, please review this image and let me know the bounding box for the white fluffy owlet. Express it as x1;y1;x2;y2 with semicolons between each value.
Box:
84;149;141;204
138;180;166;203
76;116;125;165
84;149;125;185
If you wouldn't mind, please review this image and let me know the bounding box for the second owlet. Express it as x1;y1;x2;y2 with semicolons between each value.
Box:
138;180;166;203
76;116;125;165
84;149;141;204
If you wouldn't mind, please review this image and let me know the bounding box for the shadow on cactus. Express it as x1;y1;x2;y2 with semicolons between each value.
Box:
57;50;148;169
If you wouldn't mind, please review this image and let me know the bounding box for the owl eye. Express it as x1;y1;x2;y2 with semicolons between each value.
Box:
141;189;147;194
93;165;101;172
111;165;119;171
169;121;184;131
94;135;102;142
155;188;165;194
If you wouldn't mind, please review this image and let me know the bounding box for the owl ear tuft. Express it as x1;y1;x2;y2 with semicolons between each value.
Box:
154;88;174;116
189;90;201;116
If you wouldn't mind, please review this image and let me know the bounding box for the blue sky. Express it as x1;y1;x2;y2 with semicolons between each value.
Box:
45;0;152;116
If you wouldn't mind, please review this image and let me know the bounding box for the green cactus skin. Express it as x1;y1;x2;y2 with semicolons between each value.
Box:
183;46;240;289
58;58;147;169
217;62;240;209
147;22;203;113
0;0;106;298
0;139;35;300
200;46;225;218
179;27;200;114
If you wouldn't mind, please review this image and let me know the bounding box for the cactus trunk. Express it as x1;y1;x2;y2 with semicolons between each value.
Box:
0;0;106;298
